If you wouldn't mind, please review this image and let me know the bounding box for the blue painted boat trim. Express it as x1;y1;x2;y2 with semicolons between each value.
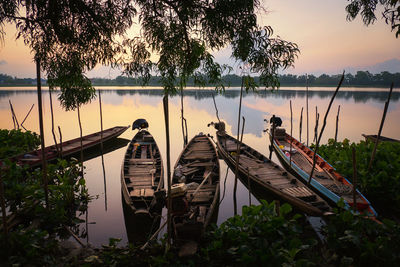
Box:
272;138;377;217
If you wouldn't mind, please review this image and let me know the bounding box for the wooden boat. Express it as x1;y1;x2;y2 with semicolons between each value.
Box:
362;134;400;144
210;122;331;216
270;127;377;217
9;126;129;168
121;128;164;216
170;133;220;249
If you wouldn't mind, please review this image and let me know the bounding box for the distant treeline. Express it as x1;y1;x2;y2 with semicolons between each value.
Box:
1;71;399;87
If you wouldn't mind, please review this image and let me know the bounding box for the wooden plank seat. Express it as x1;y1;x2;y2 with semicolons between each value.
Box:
282;186;316;202
190;191;214;203
129;188;154;198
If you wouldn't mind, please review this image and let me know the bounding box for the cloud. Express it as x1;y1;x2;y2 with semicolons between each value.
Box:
0;60;7;65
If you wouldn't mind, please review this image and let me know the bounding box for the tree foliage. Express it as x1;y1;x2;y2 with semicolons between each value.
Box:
346;0;400;38
1;1;299;100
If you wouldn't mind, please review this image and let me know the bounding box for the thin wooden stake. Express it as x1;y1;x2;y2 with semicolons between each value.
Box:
163;95;172;248
234;77;244;216
299;107;303;143
99;90;107;211
352;146;358;212
49;89;60;156
21;104;35;130
9;100;19;130
290;101;293;167
212;93;221;123
368;83;394;170
306;74;309;147
140;220;167;250
335;105;341;142
58;126;63;158
36;58;49;208
314;106;319;143
308;72;344;184
77;104;84;177
269;115;276;160
180;88;188;147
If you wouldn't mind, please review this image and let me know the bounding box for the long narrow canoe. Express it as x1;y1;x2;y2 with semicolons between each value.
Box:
212;122;331;216
121;130;164;216
9;126;129;168
171;134;220;248
270;127;377;217
362;134;400;144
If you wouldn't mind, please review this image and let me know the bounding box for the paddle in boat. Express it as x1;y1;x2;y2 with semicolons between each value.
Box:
268;116;377;217
169;133;220;255
209;121;332;217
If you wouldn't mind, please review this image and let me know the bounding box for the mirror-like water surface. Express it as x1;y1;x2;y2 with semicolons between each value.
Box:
1;87;399;246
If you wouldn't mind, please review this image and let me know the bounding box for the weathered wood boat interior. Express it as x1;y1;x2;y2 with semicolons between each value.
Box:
215;127;331;216
122;130;163;213
171;134;220;244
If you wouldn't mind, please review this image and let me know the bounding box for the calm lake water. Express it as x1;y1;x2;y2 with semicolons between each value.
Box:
1;86;399;246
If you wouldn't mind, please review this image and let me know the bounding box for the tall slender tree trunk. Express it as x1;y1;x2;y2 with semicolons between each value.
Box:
36;58;49;208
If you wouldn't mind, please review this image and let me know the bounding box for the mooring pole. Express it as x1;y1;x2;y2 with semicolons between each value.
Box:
368;83;394;170
335;105;341;142
234;77;244;216
163;95;172;248
269;115;276;160
308;72;344;184
299;107;303;143
36;58;49;208
99;90;107;211
290;100;293;167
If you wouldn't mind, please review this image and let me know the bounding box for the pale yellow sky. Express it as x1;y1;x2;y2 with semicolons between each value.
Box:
0;0;399;78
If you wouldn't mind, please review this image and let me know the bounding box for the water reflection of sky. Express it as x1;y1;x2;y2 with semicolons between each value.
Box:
0;88;399;246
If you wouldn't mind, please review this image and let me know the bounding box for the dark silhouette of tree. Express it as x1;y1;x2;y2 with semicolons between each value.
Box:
346;0;400;38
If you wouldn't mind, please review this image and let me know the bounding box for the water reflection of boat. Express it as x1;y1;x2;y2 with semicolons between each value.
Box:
270;125;377;217
170;133;220;255
121;124;164;216
362;134;400;144
121;192;162;245
8;126;129;167
210;122;331;216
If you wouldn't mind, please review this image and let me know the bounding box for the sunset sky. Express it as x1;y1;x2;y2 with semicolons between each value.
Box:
0;0;399;78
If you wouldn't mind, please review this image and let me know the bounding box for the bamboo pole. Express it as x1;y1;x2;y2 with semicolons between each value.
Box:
290;101;293;167
36;58;49;208
269;115;276;160
306;74;309;147
9;100;19;130
49;89;60;155
77;104;84;177
180;88;188;147
163;95;172;247
352;146;358;212
98;90;107;211
21;104;35;130
299;107;303;143
58;126;63;158
335;105;341;142
212;94;221;123
233;77;244;216
238;117;250;206
308;72;344;184
314;106;319;143
368;83;394;170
